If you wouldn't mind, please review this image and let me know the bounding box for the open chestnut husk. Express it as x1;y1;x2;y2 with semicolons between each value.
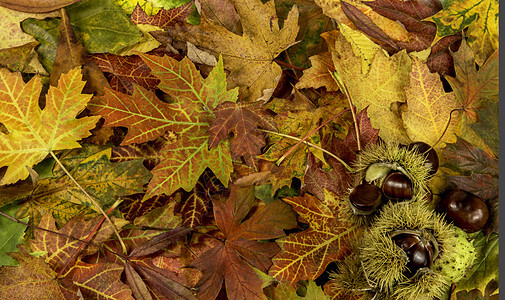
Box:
407;141;439;175
381;172;412;200
391;232;434;277
349;183;382;215
442;190;489;233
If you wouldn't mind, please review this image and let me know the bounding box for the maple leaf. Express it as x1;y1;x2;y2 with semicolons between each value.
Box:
131;2;193;29
330;30;411;143
168;0;299;101
269;190;360;284
30;212;128;273
0;248;65;299
189;185;297;299
63;260;134;299
427;0;498;66
209;101;277;169
445;39;499;153
402;57;462;148
0;67;99;185
88;55;237;198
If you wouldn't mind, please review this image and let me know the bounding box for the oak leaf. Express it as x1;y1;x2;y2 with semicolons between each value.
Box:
167;0;299;101
0;249;65;299
427;0;498;66
0;67;99;185
269;190;360;284
189;185;297;299
209;101;277;169
88;55;237;199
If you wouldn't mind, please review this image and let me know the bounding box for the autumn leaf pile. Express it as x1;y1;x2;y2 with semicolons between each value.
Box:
0;0;498;299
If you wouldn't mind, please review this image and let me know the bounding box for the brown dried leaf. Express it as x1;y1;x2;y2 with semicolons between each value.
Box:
131;2;193;29
0;0;79;12
125;262;153;300
129;227;191;257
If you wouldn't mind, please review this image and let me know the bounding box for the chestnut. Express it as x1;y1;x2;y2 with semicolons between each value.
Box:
392;232;434;277
442;190;489;233
349;183;382;215
407;142;439;175
381;172;412;200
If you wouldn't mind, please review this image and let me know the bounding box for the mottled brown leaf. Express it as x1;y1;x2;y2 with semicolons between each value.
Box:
135;263;198;300
295;52;339;91
131;2;193;29
209;101;277;168
125;262;152;300
129;227;191;257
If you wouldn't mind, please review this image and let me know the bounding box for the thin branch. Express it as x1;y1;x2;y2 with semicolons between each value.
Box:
429;108;465;151
50;151;127;254
259;129;354;172
275;107;351;166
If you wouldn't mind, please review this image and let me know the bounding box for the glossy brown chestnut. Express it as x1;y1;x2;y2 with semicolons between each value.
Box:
442;190;489;233
349;183;382;213
392;233;434;277
407;142;439;175
382;172;412;200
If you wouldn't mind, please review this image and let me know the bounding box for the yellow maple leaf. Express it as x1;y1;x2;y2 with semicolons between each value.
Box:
0;67;99;184
402;58;462;148
168;0;299;101
331;31;411;143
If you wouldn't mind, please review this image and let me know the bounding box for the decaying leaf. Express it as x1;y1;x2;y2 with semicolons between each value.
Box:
0;67;99;185
131;2;193;28
0;0;79;12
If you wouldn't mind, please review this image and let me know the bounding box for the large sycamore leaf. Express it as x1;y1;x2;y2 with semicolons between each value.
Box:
402;57;462;148
189;185;297;299
330;30;411;143
427;0;498;66
269;190;360;284
0;249;65;299
89;55;237;199
209;101;277;169
0;67;99;185
30;212;128;272
0;203;27;266
168;0;299;101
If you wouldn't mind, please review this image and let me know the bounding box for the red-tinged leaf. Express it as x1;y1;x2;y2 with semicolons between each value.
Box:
189;185;297;299
176;169;228;228
135;263;198;300
86;53;161;94
30;213;128;273
131;2;193;29
129;227;191;257
209;101;277;169
0;249;65;299
65;260;134;300
125;262;153;300
269;191;361;284
304;153;351;201
119;192;171;221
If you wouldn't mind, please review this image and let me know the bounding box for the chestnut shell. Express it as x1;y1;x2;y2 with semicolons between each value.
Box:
392;233;434;277
442;190;489;233
382;172;412;200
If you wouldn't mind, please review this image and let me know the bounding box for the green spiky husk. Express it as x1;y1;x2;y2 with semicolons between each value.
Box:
353;142;431;199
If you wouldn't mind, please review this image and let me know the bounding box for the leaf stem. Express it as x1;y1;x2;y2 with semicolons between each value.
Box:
259;129;354;172
274;107;351;166
49;151;127;254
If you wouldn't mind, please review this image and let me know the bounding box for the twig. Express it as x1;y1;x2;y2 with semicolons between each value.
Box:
428;108;465;151
50;151;127;254
275;107;351;165
259;129;354;172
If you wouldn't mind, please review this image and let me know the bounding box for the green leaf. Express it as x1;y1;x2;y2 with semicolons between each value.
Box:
454;232;499;294
428;0;498;65
470;101;499;157
0;203;28;267
20;18;59;74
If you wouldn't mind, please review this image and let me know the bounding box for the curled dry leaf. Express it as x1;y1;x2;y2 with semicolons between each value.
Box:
0;0;80;13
